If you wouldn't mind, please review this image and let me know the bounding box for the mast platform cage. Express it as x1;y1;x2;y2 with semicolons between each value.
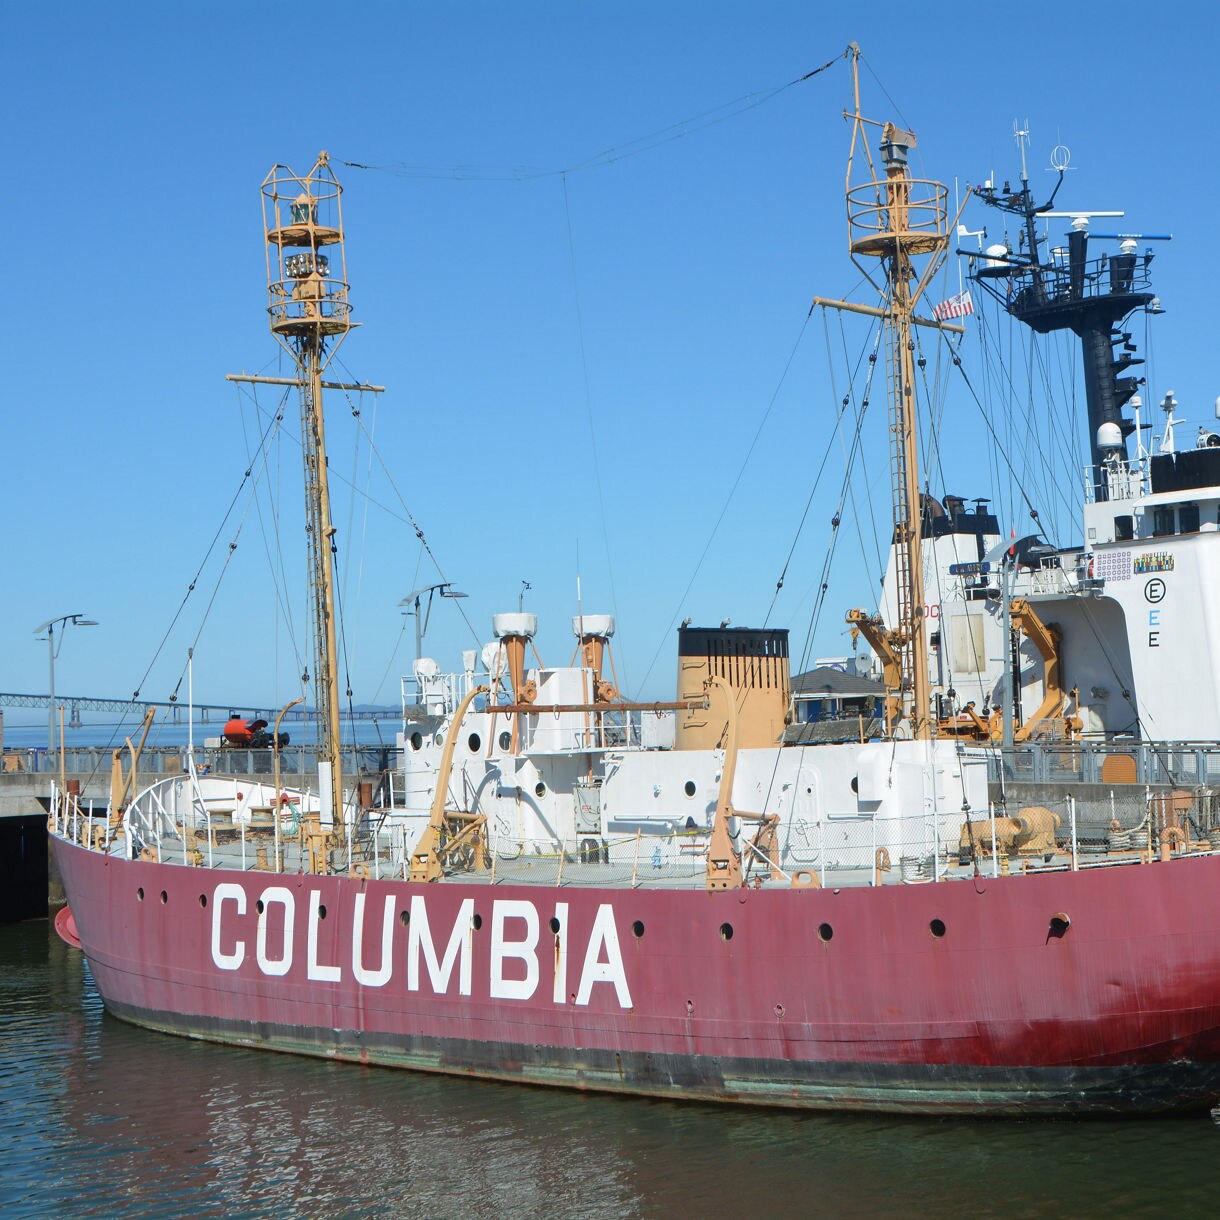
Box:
261;152;353;351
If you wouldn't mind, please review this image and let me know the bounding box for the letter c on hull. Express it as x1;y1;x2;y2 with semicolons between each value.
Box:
211;882;247;970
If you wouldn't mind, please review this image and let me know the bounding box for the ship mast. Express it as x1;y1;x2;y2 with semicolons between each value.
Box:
224;153;363;846
819;46;958;740
265;153;350;835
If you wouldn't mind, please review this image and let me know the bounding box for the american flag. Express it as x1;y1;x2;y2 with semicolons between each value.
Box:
932;290;975;322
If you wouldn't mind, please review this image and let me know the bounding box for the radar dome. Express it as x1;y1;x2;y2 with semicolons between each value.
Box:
1096;421;1123;450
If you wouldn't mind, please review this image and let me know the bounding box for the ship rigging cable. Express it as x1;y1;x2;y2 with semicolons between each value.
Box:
144;390;289;709
764;309;882;638
339;50;850;183
636;308;815;695
62;388;291;791
790;325;884;678
239;386;307;696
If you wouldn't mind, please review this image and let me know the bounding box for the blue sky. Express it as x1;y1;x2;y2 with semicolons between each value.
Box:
4;1;1215;722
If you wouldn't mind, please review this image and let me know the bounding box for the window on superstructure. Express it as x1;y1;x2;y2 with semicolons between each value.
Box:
1180;502;1200;533
1152;507;1175;537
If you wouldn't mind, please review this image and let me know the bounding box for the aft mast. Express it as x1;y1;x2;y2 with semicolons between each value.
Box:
817;46;958;739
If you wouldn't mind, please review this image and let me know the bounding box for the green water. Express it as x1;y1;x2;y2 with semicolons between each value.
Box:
2;919;1216;1218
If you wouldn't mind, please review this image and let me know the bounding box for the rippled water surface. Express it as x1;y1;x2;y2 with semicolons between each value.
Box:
3;919;1219;1218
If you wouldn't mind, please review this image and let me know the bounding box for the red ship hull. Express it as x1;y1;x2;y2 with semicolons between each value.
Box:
52;836;1220;1114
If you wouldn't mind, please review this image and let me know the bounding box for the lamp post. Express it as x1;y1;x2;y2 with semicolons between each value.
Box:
398;583;467;671
34;613;98;754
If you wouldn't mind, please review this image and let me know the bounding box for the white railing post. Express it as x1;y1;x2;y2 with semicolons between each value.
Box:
870;815;877;887
1069;794;1078;871
989;801;998;879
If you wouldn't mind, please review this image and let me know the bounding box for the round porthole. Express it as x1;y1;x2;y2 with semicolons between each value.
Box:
720;923;734;941
198;894;207;909
818;922;834;942
472;913;483;930
549;916;561;933
435;732;444;746
160;890;168;905
409;731;423;751
498;731;512;751
399;909;410;926
468;732;481;752
318;904;328;920
930;918;946;938
849;776;859;794
136;887;144;902
632;920;645;939
535;782;546;798
256;899;265;915
684;780;697;798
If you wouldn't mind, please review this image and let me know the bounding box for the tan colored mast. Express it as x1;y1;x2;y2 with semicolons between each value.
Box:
821;47;955;740
256;152;356;845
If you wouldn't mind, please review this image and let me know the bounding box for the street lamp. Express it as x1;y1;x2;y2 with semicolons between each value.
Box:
34;613;98;754
398;583;467;671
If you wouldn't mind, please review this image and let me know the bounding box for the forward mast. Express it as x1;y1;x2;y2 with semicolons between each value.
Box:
226;153;382;852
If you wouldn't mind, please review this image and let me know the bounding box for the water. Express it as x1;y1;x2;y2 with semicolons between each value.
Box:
4;918;1219;1219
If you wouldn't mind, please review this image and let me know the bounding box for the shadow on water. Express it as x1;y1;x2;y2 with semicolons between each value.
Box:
2;919;1218;1218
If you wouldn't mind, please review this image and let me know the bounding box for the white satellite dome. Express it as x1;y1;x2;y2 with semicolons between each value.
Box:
1096;421;1123;450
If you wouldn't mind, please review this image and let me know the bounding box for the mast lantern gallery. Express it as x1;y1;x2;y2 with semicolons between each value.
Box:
226;153;384;856
813;45;962;741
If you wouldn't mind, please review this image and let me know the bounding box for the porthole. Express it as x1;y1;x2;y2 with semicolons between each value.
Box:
684;780;697;798
930;918;946;939
137;887;144;902
498;731;512;751
849;776;859;794
160;890;168;906
535;781;546;798
632;920;645;939
256;898;265;915
472;913;483;931
467;732;481;752
198;894;208;909
399;909;410;926
818;922;834;942
1049;913;1071;939
549;916;561;934
318;904;328;920
409;731;423;751
435;732;444;746
720;922;734;941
